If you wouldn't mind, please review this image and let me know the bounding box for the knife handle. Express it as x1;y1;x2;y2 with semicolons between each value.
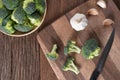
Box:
90;69;100;80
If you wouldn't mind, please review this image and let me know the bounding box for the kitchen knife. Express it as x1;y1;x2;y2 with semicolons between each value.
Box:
90;27;115;80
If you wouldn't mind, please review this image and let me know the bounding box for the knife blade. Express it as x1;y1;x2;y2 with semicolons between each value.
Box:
90;27;115;80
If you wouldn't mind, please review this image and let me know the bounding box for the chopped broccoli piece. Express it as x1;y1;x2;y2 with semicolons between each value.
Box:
14;22;33;32
2;15;11;26
27;11;41;26
11;6;26;24
0;19;15;34
64;40;81;55
82;39;101;59
46;44;59;60
2;0;20;10
0;7;9;24
23;0;36;14
35;0;45;14
62;57;80;75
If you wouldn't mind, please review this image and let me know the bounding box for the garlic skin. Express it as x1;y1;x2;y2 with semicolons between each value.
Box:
87;8;99;16
70;13;88;31
103;19;114;26
97;0;107;8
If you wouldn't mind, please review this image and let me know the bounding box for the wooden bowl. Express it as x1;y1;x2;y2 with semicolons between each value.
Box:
0;0;47;37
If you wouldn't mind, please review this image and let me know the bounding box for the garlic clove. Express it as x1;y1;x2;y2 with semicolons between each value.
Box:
87;8;99;16
103;19;114;26
97;0;107;8
70;13;88;31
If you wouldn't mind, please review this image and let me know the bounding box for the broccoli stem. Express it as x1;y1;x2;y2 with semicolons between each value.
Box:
64;40;81;55
69;63;80;74
46;44;59;60
51;44;57;54
70;45;81;53
62;57;80;75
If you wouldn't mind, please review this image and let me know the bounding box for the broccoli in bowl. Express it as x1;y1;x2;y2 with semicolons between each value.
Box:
0;0;46;37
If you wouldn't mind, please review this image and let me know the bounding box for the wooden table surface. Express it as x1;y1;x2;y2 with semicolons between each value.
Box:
0;0;119;80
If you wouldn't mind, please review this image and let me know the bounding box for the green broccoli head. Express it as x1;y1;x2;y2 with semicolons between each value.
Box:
2;0;20;10
64;40;81;55
27;11;41;26
35;0;45;14
23;0;36;14
14;21;33;32
0;7;9;24
62;57;80;75
82;39;101;59
0;17;15;34
46;44;59;60
11;5;27;24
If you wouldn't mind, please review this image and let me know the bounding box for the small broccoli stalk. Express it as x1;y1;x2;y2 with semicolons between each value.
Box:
64;40;81;55
62;57;80;75
46;44;59;60
82;39;101;59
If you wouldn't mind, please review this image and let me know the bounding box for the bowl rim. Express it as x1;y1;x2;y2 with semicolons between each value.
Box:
0;0;47;37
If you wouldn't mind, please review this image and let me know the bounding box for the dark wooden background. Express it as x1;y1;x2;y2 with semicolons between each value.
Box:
0;0;119;80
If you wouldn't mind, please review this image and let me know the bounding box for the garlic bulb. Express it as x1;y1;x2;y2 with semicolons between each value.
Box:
87;8;99;16
103;19;114;26
97;0;107;8
70;13;88;31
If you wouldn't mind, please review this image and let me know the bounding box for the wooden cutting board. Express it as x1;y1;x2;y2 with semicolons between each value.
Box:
37;0;120;80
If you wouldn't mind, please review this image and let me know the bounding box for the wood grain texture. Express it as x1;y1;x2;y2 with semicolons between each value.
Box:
0;0;119;80
38;0;120;80
0;32;40;80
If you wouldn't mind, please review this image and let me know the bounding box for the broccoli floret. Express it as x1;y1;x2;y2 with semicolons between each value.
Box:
82;39;101;59
27;11;41;26
11;5;26;24
23;0;36;14
0;7;9;24
46;44;59;60
0;18;15;34
62;57;80;75
2;0;20;10
64;40;81;55
35;0;45;14
14;21;33;32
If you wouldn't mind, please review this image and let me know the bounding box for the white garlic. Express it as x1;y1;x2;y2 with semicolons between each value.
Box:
70;13;88;31
103;19;114;26
97;0;107;8
87;8;99;16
